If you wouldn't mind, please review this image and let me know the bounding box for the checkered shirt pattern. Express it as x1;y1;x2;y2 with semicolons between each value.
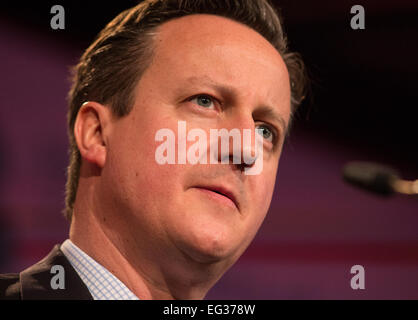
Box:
60;239;139;300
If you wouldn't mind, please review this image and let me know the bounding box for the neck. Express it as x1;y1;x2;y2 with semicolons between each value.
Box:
69;182;222;300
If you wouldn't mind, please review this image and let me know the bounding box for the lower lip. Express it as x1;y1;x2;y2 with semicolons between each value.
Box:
193;188;237;210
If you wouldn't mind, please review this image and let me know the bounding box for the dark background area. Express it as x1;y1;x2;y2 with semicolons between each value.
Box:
0;1;417;299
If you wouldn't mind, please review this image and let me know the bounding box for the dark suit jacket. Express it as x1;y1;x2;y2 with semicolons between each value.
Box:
0;244;93;300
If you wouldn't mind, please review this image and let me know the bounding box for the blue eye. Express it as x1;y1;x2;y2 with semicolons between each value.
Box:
191;95;215;109
256;125;274;142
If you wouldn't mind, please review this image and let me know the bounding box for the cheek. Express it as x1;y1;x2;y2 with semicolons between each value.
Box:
248;163;278;218
108;114;192;213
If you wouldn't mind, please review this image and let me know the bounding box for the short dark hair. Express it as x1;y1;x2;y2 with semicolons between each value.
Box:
65;0;307;222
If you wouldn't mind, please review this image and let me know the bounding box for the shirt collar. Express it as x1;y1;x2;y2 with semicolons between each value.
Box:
61;239;139;300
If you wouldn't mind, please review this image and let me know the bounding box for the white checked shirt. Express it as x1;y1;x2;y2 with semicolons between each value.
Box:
60;239;139;300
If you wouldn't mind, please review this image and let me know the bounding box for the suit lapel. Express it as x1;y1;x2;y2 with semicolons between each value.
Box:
20;244;93;300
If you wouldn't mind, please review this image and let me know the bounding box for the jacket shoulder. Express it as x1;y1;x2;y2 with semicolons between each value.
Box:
0;273;21;300
20;244;92;300
1;244;92;300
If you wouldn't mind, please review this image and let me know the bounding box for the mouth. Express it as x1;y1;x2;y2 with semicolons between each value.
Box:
193;185;239;211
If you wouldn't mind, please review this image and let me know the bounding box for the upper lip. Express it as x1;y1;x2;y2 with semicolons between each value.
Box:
194;184;240;210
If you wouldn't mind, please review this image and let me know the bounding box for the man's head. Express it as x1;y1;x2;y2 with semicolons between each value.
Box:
65;0;306;293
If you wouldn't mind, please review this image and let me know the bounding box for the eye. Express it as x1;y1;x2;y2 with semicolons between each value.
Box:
256;124;275;143
190;94;216;110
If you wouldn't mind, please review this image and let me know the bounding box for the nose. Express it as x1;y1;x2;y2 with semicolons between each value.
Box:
212;117;261;171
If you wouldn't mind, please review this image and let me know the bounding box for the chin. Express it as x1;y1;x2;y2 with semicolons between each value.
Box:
179;227;242;265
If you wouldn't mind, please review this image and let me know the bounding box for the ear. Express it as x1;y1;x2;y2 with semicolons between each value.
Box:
74;101;113;168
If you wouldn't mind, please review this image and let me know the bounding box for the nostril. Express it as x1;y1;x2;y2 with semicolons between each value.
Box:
241;145;257;165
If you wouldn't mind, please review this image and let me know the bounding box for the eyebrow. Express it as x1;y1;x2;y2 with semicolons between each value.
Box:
252;106;287;137
184;76;236;97
183;75;288;135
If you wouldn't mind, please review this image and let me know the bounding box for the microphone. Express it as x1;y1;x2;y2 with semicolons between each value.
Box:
342;161;418;196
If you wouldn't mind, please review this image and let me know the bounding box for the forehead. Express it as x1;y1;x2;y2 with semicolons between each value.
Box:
142;14;291;120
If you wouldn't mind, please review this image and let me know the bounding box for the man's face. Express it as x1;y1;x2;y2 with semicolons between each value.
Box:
100;14;291;268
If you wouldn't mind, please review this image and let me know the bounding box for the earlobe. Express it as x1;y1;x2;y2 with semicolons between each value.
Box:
74;101;110;169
